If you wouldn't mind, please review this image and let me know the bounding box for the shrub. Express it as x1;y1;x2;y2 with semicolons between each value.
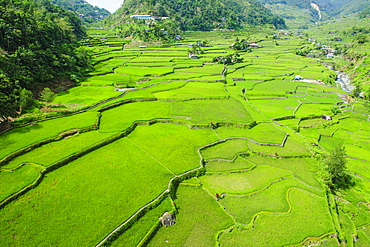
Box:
40;88;56;102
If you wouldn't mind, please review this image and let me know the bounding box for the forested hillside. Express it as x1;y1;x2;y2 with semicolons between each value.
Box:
331;0;370;16
257;0;311;9
104;0;286;31
359;6;370;18
257;0;368;15
0;0;90;117
51;0;110;24
257;0;370;27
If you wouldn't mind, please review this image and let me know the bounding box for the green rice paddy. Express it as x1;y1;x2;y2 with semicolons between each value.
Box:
1;28;369;247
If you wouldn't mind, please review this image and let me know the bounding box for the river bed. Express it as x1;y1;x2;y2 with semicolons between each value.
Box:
335;70;354;94
325;64;354;94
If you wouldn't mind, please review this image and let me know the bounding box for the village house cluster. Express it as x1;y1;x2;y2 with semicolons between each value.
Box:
130;15;169;21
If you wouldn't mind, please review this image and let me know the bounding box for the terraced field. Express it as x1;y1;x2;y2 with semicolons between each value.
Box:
1;30;370;246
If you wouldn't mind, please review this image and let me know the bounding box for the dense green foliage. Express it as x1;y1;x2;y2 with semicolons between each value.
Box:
113;20;182;42
321;145;350;190
258;0;370;28
0;75;19;117
331;0;370;17
51;0;110;24
104;0;286;31
359;6;370;18
40;87;56;102
257;0;311;9
0;0;90;117
259;0;369;16
19;88;36;111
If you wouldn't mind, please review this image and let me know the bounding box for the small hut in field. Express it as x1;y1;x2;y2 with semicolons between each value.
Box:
159;212;176;227
322;114;332;120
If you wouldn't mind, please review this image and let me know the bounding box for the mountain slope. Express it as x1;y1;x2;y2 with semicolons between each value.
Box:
0;0;90;117
51;0;110;24
331;0;370;16
257;0;369;27
256;0;361;14
104;0;286;30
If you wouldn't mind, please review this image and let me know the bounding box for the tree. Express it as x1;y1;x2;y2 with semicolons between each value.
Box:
0;0;90;94
352;84;362;98
355;34;369;45
103;0;286;32
40;87;56;102
364;101;370;112
188;44;204;55
19;88;35;112
0;74;19;117
322;145;350;190
359;7;370;19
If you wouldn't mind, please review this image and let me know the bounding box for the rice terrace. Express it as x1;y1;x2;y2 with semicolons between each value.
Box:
1;2;370;246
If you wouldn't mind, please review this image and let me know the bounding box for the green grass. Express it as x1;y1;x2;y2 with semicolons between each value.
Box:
319;123;341;137
347;159;370;180
0;137;173;246
215;123;286;144
206;156;255;172
219;188;334;246
243;73;277;81
338;210;357;246
197;74;224;81
249;134;310;156
115;66;174;76
175;64;224;74
99;101;171;132
54;86;122;105
129;56;177;63
200;165;292;195
305;96;341;104
2;28;368;247
111;198;173;247
0;112;98;160
201;139;250;160
299;127;320;141
158;72;205;80
356;227;370;246
81;73;143;86
153;82;227;100
125;62;174;67
0;164;43;202
148;185;234;246
278;118;300;130
93;81;187;110
236;97;270;122
300;118;327;127
90;57;135;75
345;144;370;162
4;131;114;169
171;98;253;124
243;66;293;75
249;99;299;118
245;155;323;190
341;191;370;227
126;124;218;174
251;80;300;93
220;178;305;224
319;136;345;151
295;104;333;118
